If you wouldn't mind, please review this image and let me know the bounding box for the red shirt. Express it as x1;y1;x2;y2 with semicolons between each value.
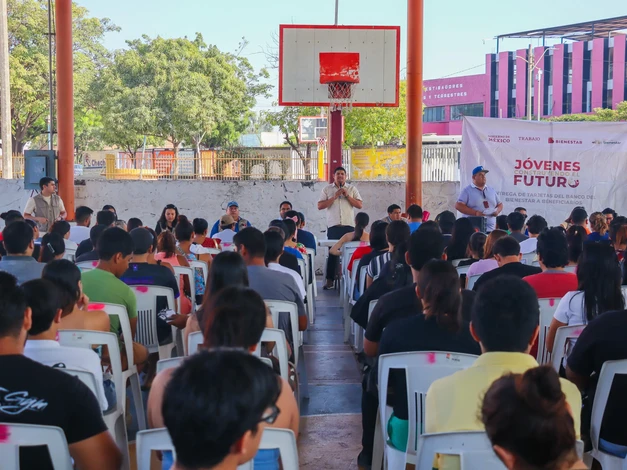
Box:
201;238;220;249
524;271;578;299
348;246;372;272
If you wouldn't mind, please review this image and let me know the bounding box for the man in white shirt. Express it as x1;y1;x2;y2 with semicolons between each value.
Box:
212;214;237;245
22;278;109;411
317;166;363;289
264;230;305;300
23;177;67;232
520;214;548;254
69;206;94;244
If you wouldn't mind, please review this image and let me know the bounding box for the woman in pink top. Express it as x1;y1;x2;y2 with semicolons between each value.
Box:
154;231;192;314
466;230;508;284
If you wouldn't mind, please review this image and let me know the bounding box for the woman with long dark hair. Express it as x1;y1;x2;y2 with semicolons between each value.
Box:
183;251;251;347
445;218;476;262
547;242;624;352
466;229;508;280
566;226;587;266
482;366;584;470
155;204;179;235
380;259;480;451
147;287;299;470
330;212;370;256
39;232;65;263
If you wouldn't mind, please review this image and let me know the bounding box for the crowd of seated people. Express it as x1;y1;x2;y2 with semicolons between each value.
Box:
2;198;627;470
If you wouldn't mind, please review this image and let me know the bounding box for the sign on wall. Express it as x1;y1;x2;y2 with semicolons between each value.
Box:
461;117;627;225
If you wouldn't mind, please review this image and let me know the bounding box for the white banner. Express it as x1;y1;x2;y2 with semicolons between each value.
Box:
460;117;627;226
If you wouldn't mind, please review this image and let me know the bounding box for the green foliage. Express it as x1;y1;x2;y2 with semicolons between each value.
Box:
343;81;407;146
95;34;269;155
5;0;118;153
546;102;627;122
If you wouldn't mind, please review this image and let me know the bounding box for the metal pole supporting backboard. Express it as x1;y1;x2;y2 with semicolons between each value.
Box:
406;0;424;205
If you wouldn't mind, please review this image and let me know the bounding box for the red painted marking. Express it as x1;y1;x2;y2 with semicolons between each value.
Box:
426;352;436;364
0;424;10;442
91;261;98;266
88;303;105;311
549;298;555;307
135;286;148;293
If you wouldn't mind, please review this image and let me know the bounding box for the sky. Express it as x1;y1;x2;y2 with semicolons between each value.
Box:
78;0;627;110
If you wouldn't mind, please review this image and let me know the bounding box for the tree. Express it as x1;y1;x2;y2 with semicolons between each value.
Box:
4;0;118;153
262;105;320;179
96;35;269;157
343;80;407;146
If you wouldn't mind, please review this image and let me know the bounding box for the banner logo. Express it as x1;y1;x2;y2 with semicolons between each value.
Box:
518;136;541;142
487;134;510;143
548;137;583;145
592;139;621;145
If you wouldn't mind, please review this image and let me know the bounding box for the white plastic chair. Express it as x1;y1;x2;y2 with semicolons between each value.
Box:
172;265;196;312
76;260;98;271
467;274;481;290
187;331;203;356
0;423;73;469
584;359;627;470
451;258;471;267
136;428;175;470
415;431;506;470
551;324;585;372
258;328;290;382
190;259;209;283
58;329;130;469
378;351;479;468
237;428;300;470
305;248;317;298
157;357;184;374
521;252;536;265
63;247;76;262
622;285;627;304
456;264;471;276
133;285;178;360
538;297;561;365
91;302;147;431
265;300;309;403
296;257;314;324
340;241;367;304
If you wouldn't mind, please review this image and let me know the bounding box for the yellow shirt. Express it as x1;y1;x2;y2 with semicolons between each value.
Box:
425;352;582;470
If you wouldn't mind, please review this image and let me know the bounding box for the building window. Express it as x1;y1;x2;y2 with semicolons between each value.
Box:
451;103;484;121
424;106;446;122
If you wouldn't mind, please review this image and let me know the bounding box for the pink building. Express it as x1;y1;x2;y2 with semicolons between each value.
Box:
423;16;627;136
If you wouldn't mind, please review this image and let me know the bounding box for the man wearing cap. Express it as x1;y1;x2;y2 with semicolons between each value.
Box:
456;166;503;232
209;201;251;237
211;214;238;246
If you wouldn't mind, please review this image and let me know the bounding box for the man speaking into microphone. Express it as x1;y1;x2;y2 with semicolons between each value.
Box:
318;166;363;289
455;166;503;232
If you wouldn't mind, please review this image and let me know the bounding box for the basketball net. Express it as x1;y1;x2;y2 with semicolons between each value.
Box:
327;81;357;112
316;136;327;151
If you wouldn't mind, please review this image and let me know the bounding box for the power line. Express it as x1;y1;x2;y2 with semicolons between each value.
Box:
439;63;485;79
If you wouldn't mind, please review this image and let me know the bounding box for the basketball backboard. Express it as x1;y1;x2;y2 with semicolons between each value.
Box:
299;116;345;143
279;25;400;108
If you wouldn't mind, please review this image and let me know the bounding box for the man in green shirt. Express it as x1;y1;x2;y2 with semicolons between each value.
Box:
81;227;148;367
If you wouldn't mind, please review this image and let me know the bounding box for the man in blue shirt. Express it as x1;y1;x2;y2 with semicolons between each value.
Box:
210;201;251;237
455;166;503;232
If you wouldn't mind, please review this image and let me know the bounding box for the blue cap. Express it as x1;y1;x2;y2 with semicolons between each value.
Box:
227;201;239;208
472;166;489;176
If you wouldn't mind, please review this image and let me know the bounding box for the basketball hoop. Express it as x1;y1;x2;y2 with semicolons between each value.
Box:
319;52;360;111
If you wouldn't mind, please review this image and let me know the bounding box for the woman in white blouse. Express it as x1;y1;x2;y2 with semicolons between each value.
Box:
546;243;624;353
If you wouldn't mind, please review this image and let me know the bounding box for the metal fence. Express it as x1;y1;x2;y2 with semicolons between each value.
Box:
104;148;325;181
0;156;25;179
2;144;461;182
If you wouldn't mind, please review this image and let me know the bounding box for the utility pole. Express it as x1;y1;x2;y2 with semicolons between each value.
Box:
527;44;533;121
0;0;12;178
537;69;543;121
